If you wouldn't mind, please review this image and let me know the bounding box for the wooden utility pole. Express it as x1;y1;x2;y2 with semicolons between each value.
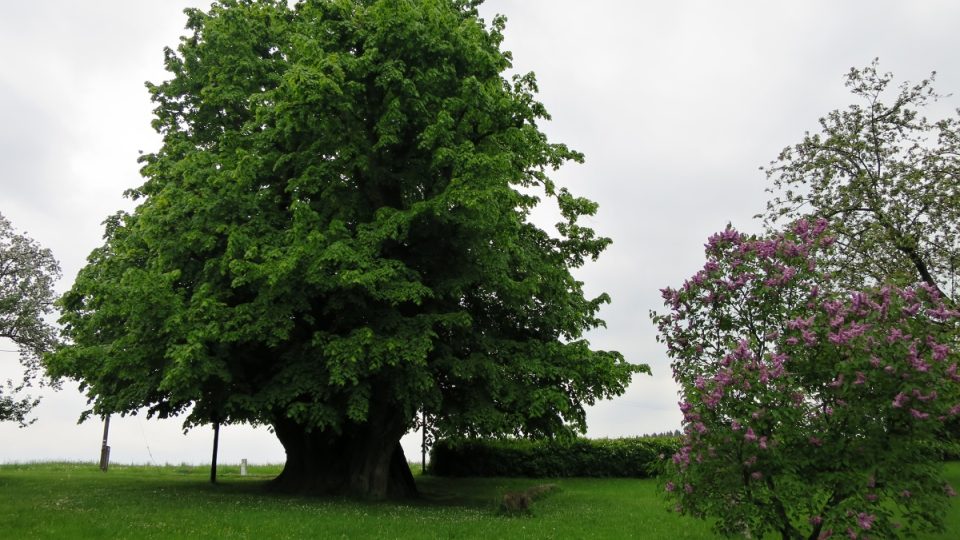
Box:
98;415;111;472
210;421;220;484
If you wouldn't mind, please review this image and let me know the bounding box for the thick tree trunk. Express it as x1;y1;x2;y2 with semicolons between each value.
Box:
268;414;417;500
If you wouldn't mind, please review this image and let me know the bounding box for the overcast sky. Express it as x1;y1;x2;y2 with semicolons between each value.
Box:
2;0;959;466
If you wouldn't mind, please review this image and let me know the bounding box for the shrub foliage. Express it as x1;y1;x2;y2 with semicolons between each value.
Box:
653;220;960;539
429;436;679;478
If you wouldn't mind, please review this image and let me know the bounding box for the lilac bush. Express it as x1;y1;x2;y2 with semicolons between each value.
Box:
652;219;959;539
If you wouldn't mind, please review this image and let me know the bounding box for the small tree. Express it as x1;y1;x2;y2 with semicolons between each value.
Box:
761;60;960;301
652;219;959;539
0;212;60;426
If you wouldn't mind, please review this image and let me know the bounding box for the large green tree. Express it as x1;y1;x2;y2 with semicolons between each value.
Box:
761;60;960;300
48;0;643;499
0;212;60;426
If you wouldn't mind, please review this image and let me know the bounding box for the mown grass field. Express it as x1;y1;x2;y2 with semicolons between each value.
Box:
1;462;959;539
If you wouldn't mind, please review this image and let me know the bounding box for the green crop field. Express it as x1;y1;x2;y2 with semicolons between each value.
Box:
1;462;959;539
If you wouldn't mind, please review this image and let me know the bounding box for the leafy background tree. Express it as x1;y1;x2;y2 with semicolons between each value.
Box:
761;60;960;301
761;60;960;456
0;212;60;426
47;0;644;498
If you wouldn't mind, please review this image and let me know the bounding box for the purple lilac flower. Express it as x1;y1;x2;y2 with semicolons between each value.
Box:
927;305;960;320
892;393;907;408
829;314;845;328
902;302;921;316
850;292;870;312
768;362;785;379
787;316;814;330
823;299;844;317
812;217;829;235
887;327;906;343
702;394;720;409
755;239;777;258
733;339;753;359
929;339;950;362
947;364;960;381
911;358;930;372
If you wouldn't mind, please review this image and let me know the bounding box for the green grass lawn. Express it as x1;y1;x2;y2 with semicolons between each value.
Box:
1;462;958;539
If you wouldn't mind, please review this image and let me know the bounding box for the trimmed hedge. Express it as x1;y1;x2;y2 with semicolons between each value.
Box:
428;436;681;478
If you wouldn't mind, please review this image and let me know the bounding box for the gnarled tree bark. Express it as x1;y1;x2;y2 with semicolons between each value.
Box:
268;409;417;500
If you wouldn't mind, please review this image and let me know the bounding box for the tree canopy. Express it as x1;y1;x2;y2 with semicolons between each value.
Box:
0;212;60;426
48;0;644;498
761;60;960;300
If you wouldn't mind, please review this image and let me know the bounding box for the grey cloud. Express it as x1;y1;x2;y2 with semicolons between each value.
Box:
3;0;960;464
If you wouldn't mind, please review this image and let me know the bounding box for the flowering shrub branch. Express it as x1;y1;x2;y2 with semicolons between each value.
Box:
652;219;959;539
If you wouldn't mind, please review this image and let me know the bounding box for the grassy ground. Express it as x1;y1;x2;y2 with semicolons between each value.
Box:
0;462;958;539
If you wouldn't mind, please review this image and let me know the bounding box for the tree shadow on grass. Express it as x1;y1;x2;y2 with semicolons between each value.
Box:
187;472;551;513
